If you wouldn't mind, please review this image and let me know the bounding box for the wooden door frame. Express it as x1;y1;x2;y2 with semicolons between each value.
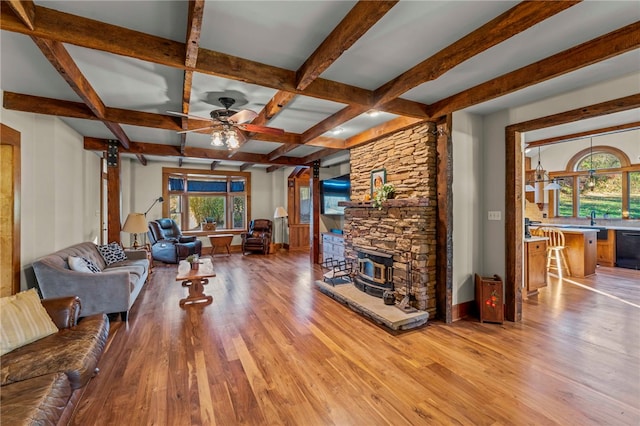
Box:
1;123;21;295
504;94;640;321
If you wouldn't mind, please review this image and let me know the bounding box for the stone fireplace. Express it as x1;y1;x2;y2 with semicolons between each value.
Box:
342;122;437;317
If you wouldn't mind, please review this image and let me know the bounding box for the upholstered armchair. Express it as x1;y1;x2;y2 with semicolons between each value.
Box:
241;219;272;255
148;218;202;263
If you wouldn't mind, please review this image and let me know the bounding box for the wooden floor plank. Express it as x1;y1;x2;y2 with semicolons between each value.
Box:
70;255;640;425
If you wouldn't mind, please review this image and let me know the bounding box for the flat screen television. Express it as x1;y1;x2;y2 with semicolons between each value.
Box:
321;175;350;215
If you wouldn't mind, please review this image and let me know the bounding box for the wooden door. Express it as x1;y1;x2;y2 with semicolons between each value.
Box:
1;123;21;296
287;168;310;251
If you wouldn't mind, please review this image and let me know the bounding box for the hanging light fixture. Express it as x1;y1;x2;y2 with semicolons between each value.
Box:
210;126;241;150
531;147;560;190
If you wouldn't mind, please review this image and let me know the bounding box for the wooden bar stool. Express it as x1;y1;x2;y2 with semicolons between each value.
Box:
532;227;571;277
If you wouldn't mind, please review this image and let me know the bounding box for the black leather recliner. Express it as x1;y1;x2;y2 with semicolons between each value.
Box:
148;218;202;263
241;219;272;255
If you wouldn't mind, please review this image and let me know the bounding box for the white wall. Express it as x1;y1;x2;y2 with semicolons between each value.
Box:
1;94;102;290
451;112;483;305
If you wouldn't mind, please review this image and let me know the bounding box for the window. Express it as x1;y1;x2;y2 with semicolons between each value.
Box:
163;169;250;231
550;146;636;220
630;171;640;219
557;177;574;217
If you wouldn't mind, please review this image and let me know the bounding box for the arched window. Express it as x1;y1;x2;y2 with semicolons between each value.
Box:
575;151;621;171
551;146;638;220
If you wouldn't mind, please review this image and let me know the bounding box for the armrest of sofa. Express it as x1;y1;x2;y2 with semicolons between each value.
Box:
178;235;197;243
41;296;81;329
124;249;148;261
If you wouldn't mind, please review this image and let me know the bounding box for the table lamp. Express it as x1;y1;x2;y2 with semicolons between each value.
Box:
122;213;148;249
273;206;288;250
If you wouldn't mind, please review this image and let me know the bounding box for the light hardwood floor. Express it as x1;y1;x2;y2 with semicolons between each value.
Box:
70;254;640;425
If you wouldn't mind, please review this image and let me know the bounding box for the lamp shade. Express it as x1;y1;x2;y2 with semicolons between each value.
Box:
274;206;288;219
122;213;148;234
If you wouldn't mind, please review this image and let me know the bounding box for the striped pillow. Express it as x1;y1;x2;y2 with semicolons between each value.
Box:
0;288;59;356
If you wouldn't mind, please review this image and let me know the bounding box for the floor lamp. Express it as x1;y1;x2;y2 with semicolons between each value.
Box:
273;206;288;251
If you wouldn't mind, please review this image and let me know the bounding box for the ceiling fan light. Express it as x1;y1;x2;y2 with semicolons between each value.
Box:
211;131;223;146
227;130;239;149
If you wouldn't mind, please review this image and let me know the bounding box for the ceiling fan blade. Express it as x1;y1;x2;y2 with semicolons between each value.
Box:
166;111;210;121
229;109;258;124
176;126;214;134
238;123;285;136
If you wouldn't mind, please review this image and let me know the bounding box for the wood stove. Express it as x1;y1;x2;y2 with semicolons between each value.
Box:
354;248;394;298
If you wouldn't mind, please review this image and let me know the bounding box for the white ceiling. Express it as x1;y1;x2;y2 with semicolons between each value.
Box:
1;1;639;168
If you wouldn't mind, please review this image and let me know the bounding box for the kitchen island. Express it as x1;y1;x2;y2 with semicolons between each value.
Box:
532;227;598;278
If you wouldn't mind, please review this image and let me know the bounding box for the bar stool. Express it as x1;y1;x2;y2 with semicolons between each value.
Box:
532;227;571;277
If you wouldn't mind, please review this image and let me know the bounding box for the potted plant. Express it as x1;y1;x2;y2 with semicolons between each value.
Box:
372;183;395;210
185;254;199;270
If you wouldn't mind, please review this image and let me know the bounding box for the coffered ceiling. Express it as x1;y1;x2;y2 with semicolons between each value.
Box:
1;1;639;170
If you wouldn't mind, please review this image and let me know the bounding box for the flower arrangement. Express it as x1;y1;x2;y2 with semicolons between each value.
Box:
185;254;199;269
372;183;395;210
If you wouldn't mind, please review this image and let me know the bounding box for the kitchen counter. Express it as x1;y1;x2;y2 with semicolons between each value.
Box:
524;236;548;243
531;226;597;278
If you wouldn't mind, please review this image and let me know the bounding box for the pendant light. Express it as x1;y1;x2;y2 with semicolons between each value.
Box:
532;147;561;190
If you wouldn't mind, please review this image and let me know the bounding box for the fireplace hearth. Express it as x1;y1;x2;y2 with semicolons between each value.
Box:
354;248;394;298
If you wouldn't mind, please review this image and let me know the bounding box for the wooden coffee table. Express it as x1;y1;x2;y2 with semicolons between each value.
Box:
175;257;215;307
208;234;234;256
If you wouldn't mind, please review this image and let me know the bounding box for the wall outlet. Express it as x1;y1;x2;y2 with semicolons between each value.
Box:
488;211;502;221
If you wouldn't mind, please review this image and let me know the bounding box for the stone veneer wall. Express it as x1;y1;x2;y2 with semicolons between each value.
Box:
344;122;437;315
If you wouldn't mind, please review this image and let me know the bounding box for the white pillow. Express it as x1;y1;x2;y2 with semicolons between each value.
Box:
0;289;59;356
68;256;94;273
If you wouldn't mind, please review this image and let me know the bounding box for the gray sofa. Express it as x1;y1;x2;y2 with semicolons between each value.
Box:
33;242;149;321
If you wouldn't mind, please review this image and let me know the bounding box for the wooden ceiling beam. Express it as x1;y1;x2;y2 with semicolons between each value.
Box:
30;37;131;150
302;104;369;143
83;137;308;167
344;117;426;150
0;3;427;118
5;0;35;30
239;163;254;172
266;165;284;173
506;94;640;134
301;148;344;165
252;91;296;126
180;0;205;155
526;121;640;148
373;1;580;106
3;92;183;131
210;161;221;170
295;0;398;90
429;21;640;119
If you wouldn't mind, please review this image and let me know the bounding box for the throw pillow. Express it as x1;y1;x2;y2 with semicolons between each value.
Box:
68;256;101;273
0;288;59;356
82;257;102;273
97;242;127;265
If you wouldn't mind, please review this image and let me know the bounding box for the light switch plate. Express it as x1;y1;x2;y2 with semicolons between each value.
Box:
488;211;501;221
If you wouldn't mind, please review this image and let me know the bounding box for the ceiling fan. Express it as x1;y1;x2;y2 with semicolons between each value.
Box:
168;97;284;149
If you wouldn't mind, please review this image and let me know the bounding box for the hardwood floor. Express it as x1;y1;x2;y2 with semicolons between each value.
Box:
70;254;640;425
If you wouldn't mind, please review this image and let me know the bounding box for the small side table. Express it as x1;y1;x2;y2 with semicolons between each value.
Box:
208;234;234;256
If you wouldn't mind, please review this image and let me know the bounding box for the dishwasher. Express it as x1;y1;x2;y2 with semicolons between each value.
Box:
616;230;640;270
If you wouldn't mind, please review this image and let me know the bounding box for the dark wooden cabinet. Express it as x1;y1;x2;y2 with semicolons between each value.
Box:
475;274;503;324
525;239;547;296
